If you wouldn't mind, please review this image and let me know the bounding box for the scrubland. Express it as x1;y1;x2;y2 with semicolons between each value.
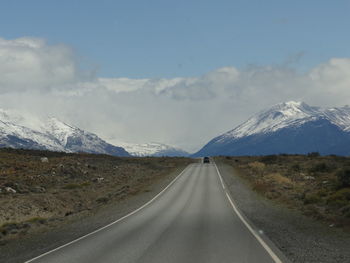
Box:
0;148;191;245
219;154;350;228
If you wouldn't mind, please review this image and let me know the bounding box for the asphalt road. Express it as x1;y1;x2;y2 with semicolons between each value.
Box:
26;162;286;263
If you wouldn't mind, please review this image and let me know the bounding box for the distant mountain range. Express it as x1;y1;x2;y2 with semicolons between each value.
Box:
0;109;130;156
117;142;189;157
0;109;189;157
4;101;350;158
194;101;350;156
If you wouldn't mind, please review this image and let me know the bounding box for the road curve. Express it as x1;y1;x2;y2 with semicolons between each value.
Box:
26;162;286;263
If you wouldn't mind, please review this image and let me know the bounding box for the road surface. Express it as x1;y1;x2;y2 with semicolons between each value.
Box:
26;162;286;263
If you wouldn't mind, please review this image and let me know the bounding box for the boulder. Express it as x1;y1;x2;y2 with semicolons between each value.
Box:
40;157;49;163
5;187;16;193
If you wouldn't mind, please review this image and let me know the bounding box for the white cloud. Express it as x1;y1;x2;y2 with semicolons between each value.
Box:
0;37;87;93
0;37;350;152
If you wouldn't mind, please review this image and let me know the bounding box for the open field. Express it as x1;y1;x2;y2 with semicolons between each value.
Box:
218;154;350;229
0;148;192;246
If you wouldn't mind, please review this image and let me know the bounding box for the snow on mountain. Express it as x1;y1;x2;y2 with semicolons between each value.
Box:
40;117;78;146
41;117;130;156
219;101;350;142
194;101;350;156
220;102;314;140
0;109;129;156
0;108;188;157
117;142;189;157
0;110;64;151
322;106;350;132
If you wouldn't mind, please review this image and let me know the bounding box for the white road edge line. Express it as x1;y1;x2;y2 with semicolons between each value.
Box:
25;164;191;263
214;162;283;263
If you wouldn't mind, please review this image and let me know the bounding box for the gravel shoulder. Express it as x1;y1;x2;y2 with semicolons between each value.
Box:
0;162;191;263
216;160;350;263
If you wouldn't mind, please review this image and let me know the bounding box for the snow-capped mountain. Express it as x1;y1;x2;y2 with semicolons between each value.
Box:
0;109;189;157
0;110;64;151
117;142;189;157
194;101;350;156
0;110;129;156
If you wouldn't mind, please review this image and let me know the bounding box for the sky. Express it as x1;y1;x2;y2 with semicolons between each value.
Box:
0;1;350;152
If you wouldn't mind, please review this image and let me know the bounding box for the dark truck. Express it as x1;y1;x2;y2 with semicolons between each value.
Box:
203;157;210;163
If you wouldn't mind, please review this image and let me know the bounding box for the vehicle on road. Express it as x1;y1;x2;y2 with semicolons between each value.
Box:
203;156;210;163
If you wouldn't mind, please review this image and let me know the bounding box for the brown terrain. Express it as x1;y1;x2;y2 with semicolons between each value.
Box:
0;148;192;246
218;154;350;229
2;149;350;263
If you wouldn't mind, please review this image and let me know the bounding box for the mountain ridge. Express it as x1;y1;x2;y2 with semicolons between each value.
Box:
0;110;130;156
117;142;190;157
0;109;189;157
194;101;350;156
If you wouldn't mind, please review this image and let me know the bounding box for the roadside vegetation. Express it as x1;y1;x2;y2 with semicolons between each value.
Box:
0;148;191;245
219;154;350;229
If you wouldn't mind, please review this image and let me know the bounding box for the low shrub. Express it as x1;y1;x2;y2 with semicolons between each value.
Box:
62;183;81;190
96;197;109;203
326;188;350;208
308;152;320;157
291;164;301;172
27;217;46;224
336;168;350;187
80;181;91;187
62;182;90;189
0;222;18;235
248;161;266;175
266;173;292;185
340;205;350;218
309;162;331;173
304;193;322;204
252;180;270;194
260;155;278;164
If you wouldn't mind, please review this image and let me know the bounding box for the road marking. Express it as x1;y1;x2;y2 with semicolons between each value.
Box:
214;162;283;263
215;164;226;189
25;165;191;263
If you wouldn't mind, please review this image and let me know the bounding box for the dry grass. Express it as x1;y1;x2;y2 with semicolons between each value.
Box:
248;161;266;174
220;155;350;228
0;148;192;243
265;172;293;185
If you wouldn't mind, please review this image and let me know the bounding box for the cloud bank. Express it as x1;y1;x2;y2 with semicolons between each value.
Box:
0;37;350;152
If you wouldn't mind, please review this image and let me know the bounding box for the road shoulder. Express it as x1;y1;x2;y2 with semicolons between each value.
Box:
216;160;350;263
